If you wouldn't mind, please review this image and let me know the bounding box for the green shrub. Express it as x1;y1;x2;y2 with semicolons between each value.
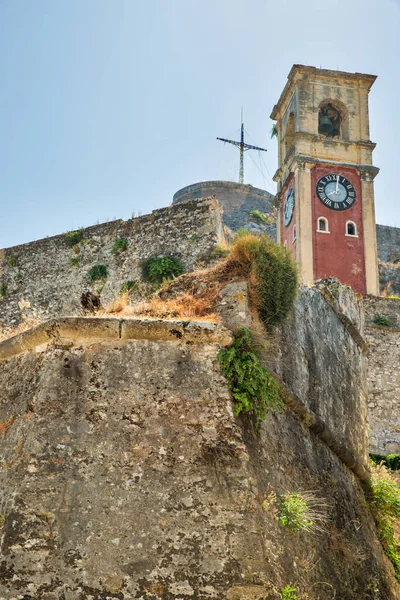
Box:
0;283;7;298
370;453;400;470
249;209;267;224
65;229;84;247
234;227;251;239
112;237;128;254
189;233;199;244
120;280;139;295
374;313;394;327
6;256;19;268
281;586;298;600
231;233;298;329
87;264;108;283
141;256;183;285
69;257;80;267
217;328;285;431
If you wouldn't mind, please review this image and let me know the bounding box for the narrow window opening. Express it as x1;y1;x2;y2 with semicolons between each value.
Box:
292;225;297;242
346;221;357;236
317;217;329;233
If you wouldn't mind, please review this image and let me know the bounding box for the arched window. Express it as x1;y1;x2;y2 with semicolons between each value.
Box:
318;103;341;137
346;221;357;237
292;225;297;243
317;217;329;233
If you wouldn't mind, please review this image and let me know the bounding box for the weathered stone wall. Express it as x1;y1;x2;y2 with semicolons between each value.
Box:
0;198;225;330
275;282;368;463
376;224;400;263
0;312;398;598
363;296;400;453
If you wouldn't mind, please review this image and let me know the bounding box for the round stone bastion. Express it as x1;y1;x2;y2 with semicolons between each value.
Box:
172;180;276;235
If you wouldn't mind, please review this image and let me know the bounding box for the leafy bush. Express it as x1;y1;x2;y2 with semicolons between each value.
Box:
112;237;128;254
141;256;183;285
120;280;138;295
281;586;298;600
217;328;285;431
87;264;108;283
69;257;80;267
65;229;84;247
231;233;298;328
370;468;400;580
370;453;400;470
7;256;19;267
0;283;7;298
374;313;394;327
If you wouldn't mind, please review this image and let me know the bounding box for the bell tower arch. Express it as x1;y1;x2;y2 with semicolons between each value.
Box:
271;65;379;294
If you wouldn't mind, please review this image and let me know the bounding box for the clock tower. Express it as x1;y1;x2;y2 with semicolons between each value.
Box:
271;65;379;294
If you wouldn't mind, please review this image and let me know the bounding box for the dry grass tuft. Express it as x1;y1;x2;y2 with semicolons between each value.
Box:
101;291;220;322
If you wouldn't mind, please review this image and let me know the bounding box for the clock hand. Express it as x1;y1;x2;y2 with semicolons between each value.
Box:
327;191;337;196
336;175;339;194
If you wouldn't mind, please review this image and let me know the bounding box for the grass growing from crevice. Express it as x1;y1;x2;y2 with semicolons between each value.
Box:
0;284;7;298
120;280;139;295
230;233;298;329
142;256;183;285
369;464;400;581
278;491;329;534
65;229;84;247
6;256;19;268
87;264;108;283
370;454;400;471
217;328;285;431
112;237;128;254
373;313;394;327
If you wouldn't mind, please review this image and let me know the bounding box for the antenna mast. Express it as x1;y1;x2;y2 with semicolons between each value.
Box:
217;111;267;184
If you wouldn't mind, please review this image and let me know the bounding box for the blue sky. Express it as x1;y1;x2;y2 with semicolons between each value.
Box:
1;0;399;248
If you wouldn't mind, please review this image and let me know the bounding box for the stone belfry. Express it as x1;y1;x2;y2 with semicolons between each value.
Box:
271;64;379;294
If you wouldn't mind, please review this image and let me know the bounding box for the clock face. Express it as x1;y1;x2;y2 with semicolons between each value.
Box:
283;186;295;226
316;174;356;210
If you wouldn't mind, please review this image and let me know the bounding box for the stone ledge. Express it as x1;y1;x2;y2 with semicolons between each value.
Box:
0;317;232;362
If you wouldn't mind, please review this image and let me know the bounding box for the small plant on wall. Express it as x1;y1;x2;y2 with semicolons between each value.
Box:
278;491;328;534
65;229;84;247
6;256;19;268
0;284;7;298
280;586;298;600
141;256;183;285
217;328;285;431
112;237;128;254
374;313;394;327
87;264;108;283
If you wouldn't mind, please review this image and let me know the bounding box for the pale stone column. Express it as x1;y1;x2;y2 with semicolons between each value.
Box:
360;169;379;295
295;161;314;284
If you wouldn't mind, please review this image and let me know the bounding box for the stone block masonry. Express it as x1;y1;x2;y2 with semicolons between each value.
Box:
0;197;225;330
364;296;400;453
0;310;397;597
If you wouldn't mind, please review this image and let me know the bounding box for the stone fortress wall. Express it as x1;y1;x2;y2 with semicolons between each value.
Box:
0;283;397;597
0;197;225;330
363;296;400;454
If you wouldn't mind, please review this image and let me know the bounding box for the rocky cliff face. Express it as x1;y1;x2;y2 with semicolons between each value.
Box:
0;287;398;598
